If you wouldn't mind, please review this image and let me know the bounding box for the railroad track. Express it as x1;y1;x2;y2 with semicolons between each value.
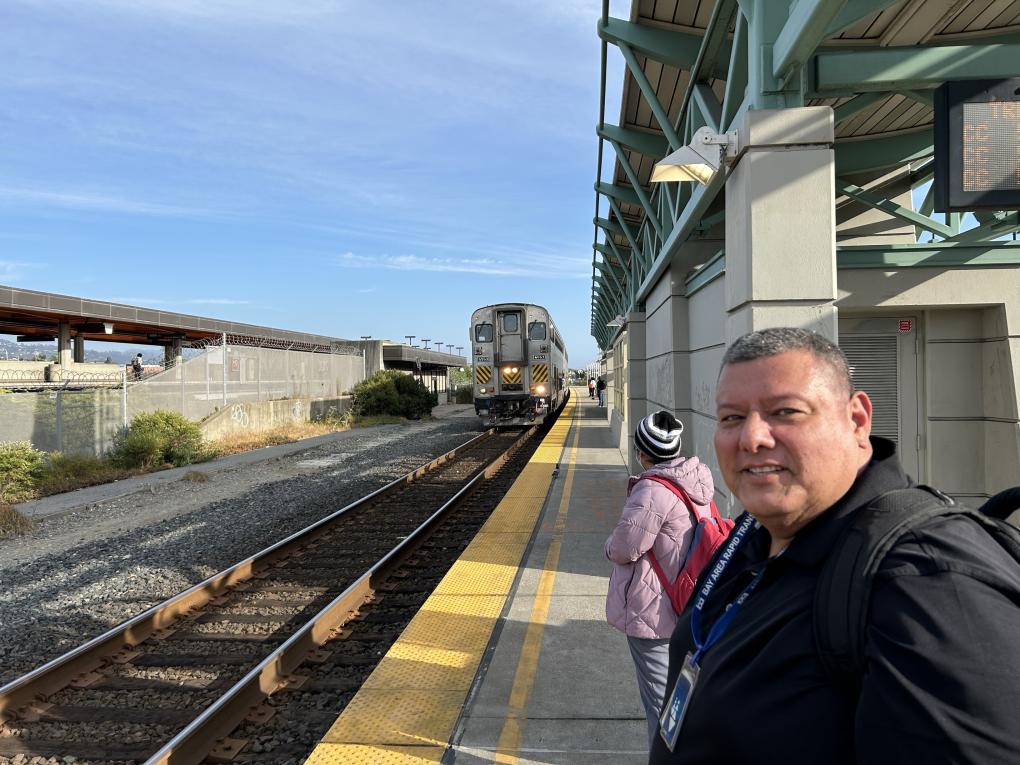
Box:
0;422;549;764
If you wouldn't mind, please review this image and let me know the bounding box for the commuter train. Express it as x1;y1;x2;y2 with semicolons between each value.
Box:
470;303;569;427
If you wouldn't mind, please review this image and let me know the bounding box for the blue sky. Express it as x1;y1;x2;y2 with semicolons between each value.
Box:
0;1;624;366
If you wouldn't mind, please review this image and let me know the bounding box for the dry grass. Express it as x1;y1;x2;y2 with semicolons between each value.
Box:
33;454;138;499
209;420;349;457
0;502;34;537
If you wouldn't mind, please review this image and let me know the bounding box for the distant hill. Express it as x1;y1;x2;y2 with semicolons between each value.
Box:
0;337;159;364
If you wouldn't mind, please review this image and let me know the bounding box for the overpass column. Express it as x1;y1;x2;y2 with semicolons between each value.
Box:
724;106;837;345
164;340;183;376
73;334;85;363
58;321;72;367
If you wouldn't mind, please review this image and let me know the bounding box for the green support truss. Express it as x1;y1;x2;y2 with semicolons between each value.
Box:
590;0;1020;350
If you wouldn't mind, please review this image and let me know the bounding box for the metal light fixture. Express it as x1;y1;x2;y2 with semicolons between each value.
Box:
606;314;626;327
103;322;114;334
650;126;739;185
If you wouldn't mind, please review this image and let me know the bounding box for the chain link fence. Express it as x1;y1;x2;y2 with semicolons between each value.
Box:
0;335;365;455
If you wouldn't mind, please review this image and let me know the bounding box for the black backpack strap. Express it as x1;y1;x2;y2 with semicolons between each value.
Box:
979;487;1020;521
813;485;955;686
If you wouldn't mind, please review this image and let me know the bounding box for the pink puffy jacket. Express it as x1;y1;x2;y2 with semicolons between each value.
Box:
604;456;715;639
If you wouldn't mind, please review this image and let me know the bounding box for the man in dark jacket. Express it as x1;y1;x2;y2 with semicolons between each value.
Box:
596;376;606;407
649;327;1020;764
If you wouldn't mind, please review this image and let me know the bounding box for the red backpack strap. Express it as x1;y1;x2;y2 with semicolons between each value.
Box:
640;474;710;522
645;548;672;598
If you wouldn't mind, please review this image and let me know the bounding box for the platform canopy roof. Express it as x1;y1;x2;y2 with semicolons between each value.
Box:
591;0;1020;349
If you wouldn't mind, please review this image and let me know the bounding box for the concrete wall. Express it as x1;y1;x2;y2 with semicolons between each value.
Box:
608;260;1020;510
838;266;1020;499
199;395;353;440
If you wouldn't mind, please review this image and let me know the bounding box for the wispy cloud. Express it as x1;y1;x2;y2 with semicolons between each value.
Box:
0;260;35;282
336;251;587;279
0;186;225;219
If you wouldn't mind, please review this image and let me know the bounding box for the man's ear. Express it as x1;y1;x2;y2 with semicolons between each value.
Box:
849;391;872;446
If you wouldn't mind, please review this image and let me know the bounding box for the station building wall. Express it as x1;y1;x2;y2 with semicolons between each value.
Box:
608;260;1020;514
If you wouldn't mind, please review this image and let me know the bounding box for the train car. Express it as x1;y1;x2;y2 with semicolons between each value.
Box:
470;303;568;427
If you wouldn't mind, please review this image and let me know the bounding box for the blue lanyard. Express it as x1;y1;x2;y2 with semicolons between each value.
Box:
689;512;765;665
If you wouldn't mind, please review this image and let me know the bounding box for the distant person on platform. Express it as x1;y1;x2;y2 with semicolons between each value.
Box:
605;411;712;748
648;327;1020;764
131;354;143;381
588;377;596;399
597;376;606;407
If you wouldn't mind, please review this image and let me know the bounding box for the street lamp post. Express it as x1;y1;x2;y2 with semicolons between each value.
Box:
456;346;463;356
422;338;430;350
446;344;453;354
405;335;415;347
360;335;372;341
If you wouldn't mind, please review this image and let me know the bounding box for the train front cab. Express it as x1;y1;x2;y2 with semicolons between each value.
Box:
472;306;556;427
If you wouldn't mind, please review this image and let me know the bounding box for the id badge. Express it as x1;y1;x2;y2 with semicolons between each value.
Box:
659;652;699;752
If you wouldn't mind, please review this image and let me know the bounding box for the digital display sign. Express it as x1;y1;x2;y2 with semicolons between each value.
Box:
934;79;1020;212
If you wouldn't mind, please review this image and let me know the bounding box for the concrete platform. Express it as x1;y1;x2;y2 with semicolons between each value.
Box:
305;390;647;764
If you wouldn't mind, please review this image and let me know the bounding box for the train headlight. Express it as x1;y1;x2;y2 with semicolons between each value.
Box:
478;386;487;394
535;385;546;394
511;366;519;373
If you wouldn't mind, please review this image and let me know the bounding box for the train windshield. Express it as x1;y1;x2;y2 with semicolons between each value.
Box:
475;323;493;342
528;321;547;341
502;314;519;333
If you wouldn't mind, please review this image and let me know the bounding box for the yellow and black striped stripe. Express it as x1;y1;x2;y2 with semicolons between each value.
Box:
531;363;549;383
502;367;522;385
476;365;492;384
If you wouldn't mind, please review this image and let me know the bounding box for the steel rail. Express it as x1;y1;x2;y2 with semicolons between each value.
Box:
144;424;538;764
0;428;498;721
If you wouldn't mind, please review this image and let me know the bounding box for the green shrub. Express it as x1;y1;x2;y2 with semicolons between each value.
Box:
35;452;130;496
394;374;437;418
351;371;438;419
454;385;473;404
0;441;44;502
112;410;205;468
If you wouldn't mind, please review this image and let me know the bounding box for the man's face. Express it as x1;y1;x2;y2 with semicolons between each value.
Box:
714;350;873;538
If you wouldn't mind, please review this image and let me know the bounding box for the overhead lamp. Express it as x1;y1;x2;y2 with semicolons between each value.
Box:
606;314;626;327
104;322;114;334
650;126;738;185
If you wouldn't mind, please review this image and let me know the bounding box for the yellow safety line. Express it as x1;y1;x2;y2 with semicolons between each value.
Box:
494;401;582;764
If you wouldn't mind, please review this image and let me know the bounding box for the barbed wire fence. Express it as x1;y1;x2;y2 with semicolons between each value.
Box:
0;333;367;455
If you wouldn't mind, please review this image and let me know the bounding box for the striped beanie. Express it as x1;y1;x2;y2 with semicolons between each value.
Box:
634;410;683;463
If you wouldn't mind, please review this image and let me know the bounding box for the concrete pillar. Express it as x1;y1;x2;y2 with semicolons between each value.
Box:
73;335;85;363
58;321;72;367
624;310;647;474
724;106;837;345
163;340;183;378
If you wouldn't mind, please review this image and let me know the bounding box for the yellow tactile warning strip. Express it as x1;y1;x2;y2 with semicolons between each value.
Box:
303;395;577;765
475;365;491;384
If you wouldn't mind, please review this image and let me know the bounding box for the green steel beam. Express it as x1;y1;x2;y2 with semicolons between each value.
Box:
594;216;625;239
720;13;748;130
594;251;628;287
944;213;1020;244
747;0;794;108
605;196;645;266
615;41;685;151
834;130;932;174
596;181;642;208
836;179;954;238
692;84;723;133
609;138;665;240
824;0;912;37
814;43;1020;94
597;124;669;159
605;236;635;275
598;17;729;79
773;0;851;85
837;241;1020;268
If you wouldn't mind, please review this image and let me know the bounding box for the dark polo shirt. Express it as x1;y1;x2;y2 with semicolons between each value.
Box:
649;438;1020;764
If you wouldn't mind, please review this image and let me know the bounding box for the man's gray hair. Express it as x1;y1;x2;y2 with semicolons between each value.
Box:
721;327;854;396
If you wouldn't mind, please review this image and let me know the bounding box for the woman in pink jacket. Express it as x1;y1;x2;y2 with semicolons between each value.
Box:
604;410;715;748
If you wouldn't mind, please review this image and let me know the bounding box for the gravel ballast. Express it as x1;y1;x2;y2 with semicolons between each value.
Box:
0;415;482;685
